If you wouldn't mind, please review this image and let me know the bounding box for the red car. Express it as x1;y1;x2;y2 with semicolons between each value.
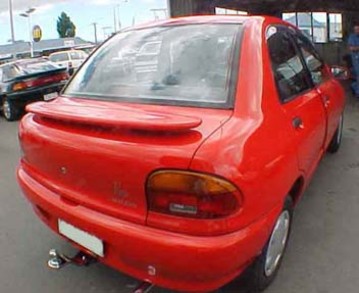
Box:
17;16;346;292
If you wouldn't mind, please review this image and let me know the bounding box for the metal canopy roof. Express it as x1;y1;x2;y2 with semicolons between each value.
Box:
216;0;359;13
170;0;359;17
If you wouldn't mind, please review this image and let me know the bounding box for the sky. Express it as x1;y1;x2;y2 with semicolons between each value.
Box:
0;0;168;45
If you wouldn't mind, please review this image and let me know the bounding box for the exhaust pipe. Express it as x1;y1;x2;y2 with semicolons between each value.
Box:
47;249;96;270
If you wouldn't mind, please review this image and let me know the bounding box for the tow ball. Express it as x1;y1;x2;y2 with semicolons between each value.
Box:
47;249;96;269
132;281;154;293
47;249;154;292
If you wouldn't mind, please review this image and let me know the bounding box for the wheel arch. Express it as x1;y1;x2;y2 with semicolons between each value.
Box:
288;176;305;206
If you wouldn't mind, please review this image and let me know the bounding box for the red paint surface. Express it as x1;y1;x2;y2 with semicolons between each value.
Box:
17;16;346;292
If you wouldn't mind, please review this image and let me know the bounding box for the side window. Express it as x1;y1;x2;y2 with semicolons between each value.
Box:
293;33;327;85
267;27;311;103
2;65;18;80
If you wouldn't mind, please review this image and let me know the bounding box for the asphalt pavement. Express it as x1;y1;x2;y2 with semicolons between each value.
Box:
1;96;359;293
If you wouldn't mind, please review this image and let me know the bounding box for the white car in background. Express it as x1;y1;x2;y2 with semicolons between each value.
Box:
49;50;88;75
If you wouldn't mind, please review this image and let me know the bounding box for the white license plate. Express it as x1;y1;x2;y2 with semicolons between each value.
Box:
44;92;58;101
58;219;104;257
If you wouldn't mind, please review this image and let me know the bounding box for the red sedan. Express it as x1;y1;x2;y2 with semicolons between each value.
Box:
17;16;346;292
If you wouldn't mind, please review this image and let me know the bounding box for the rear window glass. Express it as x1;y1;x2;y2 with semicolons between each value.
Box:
70;51;84;60
64;24;242;108
50;53;69;62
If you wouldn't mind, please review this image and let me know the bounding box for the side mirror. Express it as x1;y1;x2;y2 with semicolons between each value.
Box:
330;65;350;81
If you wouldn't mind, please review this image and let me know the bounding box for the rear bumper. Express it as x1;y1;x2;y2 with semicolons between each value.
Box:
7;82;66;106
17;165;281;292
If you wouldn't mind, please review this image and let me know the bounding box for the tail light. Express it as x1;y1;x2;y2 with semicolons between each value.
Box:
147;170;241;219
59;72;70;80
13;82;29;91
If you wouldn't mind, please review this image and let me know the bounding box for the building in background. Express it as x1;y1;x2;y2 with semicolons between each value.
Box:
0;37;93;62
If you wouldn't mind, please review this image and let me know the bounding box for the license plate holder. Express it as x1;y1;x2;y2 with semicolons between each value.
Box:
58;219;104;257
44;92;58;101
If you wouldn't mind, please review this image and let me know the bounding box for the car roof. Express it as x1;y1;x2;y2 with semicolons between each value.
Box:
123;15;266;32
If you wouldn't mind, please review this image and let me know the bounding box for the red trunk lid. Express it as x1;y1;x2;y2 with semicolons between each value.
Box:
20;97;232;224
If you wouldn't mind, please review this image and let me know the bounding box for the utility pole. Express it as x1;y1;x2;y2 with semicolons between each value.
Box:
8;0;15;42
113;8;117;33
117;5;121;30
113;1;128;33
92;22;98;44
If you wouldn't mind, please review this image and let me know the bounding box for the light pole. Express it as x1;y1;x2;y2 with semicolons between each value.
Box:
20;8;36;58
113;0;128;33
8;0;15;43
91;22;98;44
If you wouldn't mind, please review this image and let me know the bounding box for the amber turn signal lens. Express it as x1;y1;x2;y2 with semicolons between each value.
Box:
12;82;28;91
147;170;241;219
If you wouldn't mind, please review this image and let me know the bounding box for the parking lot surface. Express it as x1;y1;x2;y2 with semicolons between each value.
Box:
1;96;359;293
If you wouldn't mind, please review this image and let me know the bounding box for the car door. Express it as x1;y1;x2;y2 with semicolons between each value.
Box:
291;32;345;149
267;25;327;176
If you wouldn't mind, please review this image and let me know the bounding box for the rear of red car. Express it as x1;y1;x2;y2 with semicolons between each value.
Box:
17;18;274;292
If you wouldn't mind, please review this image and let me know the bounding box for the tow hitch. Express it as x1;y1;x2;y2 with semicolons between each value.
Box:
47;249;154;293
47;249;96;269
132;281;154;293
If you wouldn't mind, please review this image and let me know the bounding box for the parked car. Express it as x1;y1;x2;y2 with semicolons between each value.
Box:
0;58;69;121
134;41;161;80
49;50;88;75
17;16;346;292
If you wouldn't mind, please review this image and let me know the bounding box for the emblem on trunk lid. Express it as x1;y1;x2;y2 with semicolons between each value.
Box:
112;181;137;208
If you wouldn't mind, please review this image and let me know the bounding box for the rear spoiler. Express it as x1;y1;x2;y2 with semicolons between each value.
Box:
4;67;67;83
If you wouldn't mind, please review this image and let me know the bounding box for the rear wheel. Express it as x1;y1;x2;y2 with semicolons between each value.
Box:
327;113;344;153
246;197;293;292
2;98;20;121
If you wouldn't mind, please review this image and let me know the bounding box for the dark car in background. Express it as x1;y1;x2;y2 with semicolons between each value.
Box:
0;58;69;121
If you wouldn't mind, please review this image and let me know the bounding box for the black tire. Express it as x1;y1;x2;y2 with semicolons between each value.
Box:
2;98;20;121
246;197;293;293
327;113;344;153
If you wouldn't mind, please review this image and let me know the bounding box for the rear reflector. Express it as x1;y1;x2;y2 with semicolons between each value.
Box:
147;170;241;219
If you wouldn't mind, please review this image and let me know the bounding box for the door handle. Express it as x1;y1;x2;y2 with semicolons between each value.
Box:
292;117;304;130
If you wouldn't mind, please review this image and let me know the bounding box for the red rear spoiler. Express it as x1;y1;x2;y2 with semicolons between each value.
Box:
26;98;202;132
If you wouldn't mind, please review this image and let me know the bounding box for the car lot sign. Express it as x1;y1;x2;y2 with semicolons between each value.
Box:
32;25;42;42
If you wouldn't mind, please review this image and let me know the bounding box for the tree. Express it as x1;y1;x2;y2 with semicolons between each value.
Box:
57;12;76;38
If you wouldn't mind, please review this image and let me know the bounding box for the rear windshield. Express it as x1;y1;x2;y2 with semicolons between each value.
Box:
70;51;87;60
2;60;59;80
64;24;242;108
50;53;69;62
